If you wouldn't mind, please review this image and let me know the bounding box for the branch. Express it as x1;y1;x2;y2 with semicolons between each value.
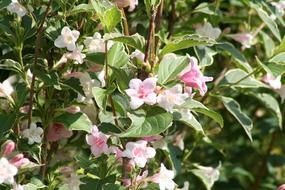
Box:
167;0;176;38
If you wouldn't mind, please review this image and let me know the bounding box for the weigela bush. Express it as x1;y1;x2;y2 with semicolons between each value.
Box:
0;0;285;189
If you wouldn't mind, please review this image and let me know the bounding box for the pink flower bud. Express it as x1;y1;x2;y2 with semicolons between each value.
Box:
19;105;30;114
12;158;30;168
3;140;15;157
10;154;24;163
66;105;81;114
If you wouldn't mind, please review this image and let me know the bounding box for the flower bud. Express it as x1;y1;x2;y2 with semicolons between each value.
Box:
66;105;81;114
278;184;285;190
3;140;15;157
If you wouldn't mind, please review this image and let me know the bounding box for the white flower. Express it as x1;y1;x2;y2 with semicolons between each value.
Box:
122;140;156;168
151;163;176;190
64;173;83;190
131;49;145;62
84;32;105;53
0;76;16;98
157;84;188;112
22;123;43;145
196;22;221;40
194;164;221;189
272;1;285;14
262;74;282;89
59;46;86;64
0;157;18;184
54;27;80;51
7;0;27;17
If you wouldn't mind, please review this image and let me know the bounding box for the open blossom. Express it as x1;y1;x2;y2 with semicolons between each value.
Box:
0;76;16;98
0;157;18;184
122;140;156;168
7;0;27;17
180;56;213;96
262;74;282;89
196;22;221;40
228;33;253;49
58;46;86;64
125;77;157;109
54;27;80;51
22;123;43;145
157;84;188;112
64;173;83;190
86;125;109;157
151;163;176;190
47;123;73;142
84;32;113;53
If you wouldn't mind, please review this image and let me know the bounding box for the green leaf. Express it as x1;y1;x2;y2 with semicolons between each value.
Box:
195;46;217;67
174;112;205;134
220;69;268;88
193;2;215;15
181;99;224;128
103;184;127;190
103;7;122;32
107;42;129;68
118;107;173;137
68;4;94;15
218;96;253;141
0;59;22;73
23;184;38;190
34;68;61;90
92;86;115;111
0;112;17;139
111;33;146;52
251;3;281;41
216;42;252;73
274;36;285;55
54;112;92;133
269;52;285;63
0;0;11;10
260;31;275;58
248;93;282;129
256;57;285;77
160;34;216;57
157;55;188;84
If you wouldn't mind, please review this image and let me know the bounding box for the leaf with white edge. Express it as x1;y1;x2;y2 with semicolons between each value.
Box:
92;86;115;111
193;2;215;15
0;0;11;10
111;33;146;52
251;3;281;41
160;34;216;57
181;99;224;128
195;46;217;67
24;184;38;190
269;52;285;63
103;7;122;32
118;107;173;137
274;36;285;55
108;42;129;68
157;55;188;84
260;31;275;58
248;93;282;129
54;112;92;133
256;57;285;77
173;111;204;134
218;96;253;141
68;4;94;15
216;42;252;73
220;69;268;88
191;164;220;190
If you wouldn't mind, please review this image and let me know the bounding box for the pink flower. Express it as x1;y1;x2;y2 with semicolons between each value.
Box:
123;170;149;189
125;77;157;109
262;74;282;89
47;123;73;142
0;157;18;184
3;140;15;157
108;146;123;160
131;50;145;62
157;84;188;112
151;163;176;190
86;125;109;158
128;0;138;11
228;33;253;49
142;135;163;142
180;56;213;96
122;140;156;168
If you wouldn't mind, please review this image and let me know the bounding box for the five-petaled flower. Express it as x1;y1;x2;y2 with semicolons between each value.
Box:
151;163;176;190
0;157;18;185
22;123;43;145
125;77;157;110
7;0;27;17
122;140;156;168
55;27;80;51
180;56;213;96
86;125;109;158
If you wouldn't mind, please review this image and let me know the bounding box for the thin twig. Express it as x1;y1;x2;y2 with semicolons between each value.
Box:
167;0;176;38
27;0;54;129
121;8;130;36
155;0;164;55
